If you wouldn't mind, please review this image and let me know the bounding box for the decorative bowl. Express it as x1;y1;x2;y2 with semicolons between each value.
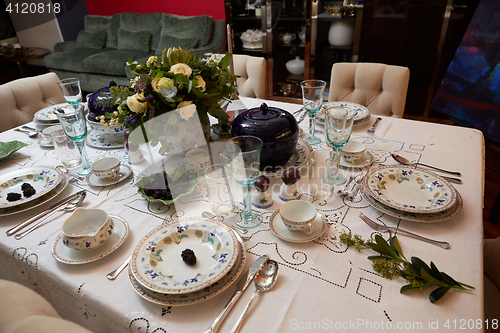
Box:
231;103;299;170
62;208;114;251
341;140;366;162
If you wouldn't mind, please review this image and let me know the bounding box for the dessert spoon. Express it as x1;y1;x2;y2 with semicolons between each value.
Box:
14;128;39;138
392;154;461;176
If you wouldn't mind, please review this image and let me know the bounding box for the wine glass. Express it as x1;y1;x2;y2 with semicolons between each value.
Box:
220;135;263;228
57;78;82;107
300;80;327;145
55;104;92;176
324;107;357;185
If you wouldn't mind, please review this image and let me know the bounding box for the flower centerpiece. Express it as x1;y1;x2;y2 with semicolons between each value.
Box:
102;47;237;154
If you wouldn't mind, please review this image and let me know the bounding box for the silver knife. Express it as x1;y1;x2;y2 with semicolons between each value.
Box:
204;254;269;333
297;110;307;124
6;190;87;236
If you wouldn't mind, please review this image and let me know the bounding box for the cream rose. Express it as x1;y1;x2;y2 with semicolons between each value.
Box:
178;101;197;120
151;77;174;93
127;93;148;113
195;75;206;92
169;63;192;78
146;56;158;67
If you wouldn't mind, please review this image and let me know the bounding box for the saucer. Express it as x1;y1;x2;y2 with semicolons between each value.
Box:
51;215;129;265
85;164;132;186
269;210;327;243
39;137;53;148
85;130;125;149
340;150;374;169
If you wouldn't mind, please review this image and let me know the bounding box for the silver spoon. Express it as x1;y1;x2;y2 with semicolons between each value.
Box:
230;260;279;333
392;153;461;176
14;128;39;138
107;255;132;280
14;192;86;240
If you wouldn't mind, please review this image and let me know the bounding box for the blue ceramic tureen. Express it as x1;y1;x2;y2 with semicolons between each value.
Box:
231;103;299;169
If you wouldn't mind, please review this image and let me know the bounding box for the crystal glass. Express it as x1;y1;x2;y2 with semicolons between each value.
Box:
324;107;357;185
220;135;263;228
57;78;82;106
55;104;91;176
204;164;236;217
301;80;327;145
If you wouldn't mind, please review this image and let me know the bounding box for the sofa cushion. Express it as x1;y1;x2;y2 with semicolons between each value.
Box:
83;50;151;76
44;48;112;73
155;35;199;55
84;15;119;49
76;30;106;49
117;12;163;52
117;29;150;52
161;14;213;48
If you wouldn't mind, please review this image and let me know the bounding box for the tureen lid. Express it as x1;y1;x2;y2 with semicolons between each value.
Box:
247;103;282;121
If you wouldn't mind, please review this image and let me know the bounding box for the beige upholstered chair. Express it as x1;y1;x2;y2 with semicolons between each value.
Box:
0;72;66;132
233;54;267;99
484;237;500;328
0;279;91;333
328;62;410;118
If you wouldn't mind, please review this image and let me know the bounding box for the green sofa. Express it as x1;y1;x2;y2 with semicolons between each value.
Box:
44;12;225;92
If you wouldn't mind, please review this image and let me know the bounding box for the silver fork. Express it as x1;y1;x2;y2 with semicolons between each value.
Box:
359;213;450;249
367;117;382;134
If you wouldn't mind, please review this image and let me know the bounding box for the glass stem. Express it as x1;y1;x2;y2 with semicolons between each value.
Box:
75;140;91;171
308;113;316;138
325;147;341;184
243;185;253;221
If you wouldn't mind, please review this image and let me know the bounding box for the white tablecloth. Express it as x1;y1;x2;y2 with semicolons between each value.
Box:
0;97;485;332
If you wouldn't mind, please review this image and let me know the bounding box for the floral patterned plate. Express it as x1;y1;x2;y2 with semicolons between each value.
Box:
317;101;370;125
363;165;457;214
0;174;69;217
0;166;63;209
34;103;68;123
130;217;239;294
128;231;246;306
360;184;463;223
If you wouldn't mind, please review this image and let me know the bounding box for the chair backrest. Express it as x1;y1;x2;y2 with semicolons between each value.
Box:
328;62;410;118
233;54;267;99
0;72;65;132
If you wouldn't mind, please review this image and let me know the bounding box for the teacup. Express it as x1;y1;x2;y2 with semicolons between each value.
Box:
341;140;366;163
62;208;114;251
40;124;64;145
183;148;210;172
91;157;121;179
280;200;316;234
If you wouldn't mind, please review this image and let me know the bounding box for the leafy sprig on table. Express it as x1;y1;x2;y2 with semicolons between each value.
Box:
340;232;474;303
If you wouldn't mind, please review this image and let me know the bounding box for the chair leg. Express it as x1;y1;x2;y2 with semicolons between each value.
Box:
488;190;500;223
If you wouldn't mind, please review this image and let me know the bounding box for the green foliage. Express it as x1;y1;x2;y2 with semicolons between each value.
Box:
340;232;474;303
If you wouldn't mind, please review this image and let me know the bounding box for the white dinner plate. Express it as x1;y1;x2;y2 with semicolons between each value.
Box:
130;217;239;294
0;166;63;209
269;210;327;243
0;174;69;217
317;101;370;125
85;130;125;149
85;164;132;187
34;103;69;123
360;184;463;223
51;215;129;264
128;232;246;306
363;165;457;214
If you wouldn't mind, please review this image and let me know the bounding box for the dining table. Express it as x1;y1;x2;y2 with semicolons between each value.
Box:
0;96;485;332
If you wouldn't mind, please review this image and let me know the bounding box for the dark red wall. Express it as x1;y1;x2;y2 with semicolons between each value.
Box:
85;0;226;20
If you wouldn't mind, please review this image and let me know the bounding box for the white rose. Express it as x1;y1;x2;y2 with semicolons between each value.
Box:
127;93;148;113
195;75;206;92
151;77;174;93
169;63;192;78
146;56;158;67
178;101;197;120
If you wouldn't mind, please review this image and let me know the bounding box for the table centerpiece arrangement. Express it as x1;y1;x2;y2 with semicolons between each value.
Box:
100;47;237;154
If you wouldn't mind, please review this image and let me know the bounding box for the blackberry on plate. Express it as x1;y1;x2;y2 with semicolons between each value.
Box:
22;187;36;197
21;183;34;191
181;249;196;265
6;193;22;201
